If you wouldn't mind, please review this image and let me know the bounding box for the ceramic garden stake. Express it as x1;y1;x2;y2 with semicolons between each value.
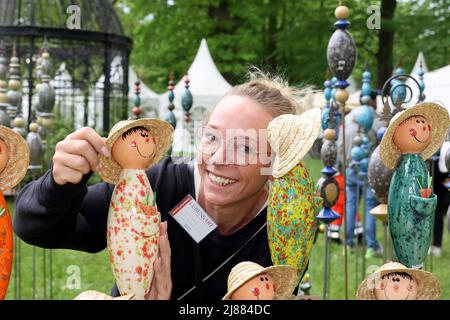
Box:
98;118;173;300
0;125;29;300
380;102;449;269
356;261;440;300
267;108;323;280
223;261;298;300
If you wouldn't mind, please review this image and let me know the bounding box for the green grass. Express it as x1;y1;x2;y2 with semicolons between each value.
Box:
4;156;450;299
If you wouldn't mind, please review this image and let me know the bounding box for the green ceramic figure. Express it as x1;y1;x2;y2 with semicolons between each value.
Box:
380;103;449;268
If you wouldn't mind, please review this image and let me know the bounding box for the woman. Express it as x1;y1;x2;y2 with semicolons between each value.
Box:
13;71;310;300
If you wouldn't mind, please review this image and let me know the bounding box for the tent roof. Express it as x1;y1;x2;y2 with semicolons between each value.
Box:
160;38;231;99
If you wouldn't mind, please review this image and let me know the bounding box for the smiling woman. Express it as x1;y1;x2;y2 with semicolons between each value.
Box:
12;70;313;300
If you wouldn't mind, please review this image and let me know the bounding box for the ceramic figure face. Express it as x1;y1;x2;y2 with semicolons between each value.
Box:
392;115;431;154
0;139;9;174
112;127;156;169
374;272;418;300
230;273;276;300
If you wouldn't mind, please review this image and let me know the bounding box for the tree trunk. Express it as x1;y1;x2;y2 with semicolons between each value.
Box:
377;0;397;89
265;0;279;69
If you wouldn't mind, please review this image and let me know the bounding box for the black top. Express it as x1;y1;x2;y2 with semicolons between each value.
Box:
13;157;271;300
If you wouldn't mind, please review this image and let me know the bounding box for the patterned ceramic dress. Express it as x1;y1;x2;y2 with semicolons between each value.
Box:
388;154;437;268
0;191;13;300
107;169;160;299
268;161;322;280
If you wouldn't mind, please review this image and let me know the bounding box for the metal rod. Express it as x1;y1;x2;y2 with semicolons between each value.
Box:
361;174;367;282
341;104;349;300
354;164;359;293
322;224;329;300
383;222;388;263
49;250;53;300
14;234;18;300
327;234;332;298
18;234;21;300
43;249;47;299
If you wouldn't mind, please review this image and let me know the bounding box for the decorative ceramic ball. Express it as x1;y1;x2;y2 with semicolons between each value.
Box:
29;122;39;133
377;127;387;143
335;89;349;104
41;117;53;129
323;128;337;140
359;158;369;172
318;224;326;233
335;5;349;20
351;145;365;162
13;117;25;128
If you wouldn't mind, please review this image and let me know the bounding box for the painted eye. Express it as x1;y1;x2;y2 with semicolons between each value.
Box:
260;277;264;282
265;277;269;281
140;132;146;138
416;120;420;124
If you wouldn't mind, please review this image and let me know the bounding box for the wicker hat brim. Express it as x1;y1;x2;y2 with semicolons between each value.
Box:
98;118;174;184
356;265;440;300
0;125;29;190
222;265;298;300
269;108;321;178
380;102;450;170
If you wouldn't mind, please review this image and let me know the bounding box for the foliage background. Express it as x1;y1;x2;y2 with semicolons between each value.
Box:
114;0;449;92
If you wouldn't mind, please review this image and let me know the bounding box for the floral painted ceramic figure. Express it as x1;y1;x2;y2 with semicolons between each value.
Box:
0;125;29;299
267;108;323;280
356;262;440;300
223;261;298;300
98;118;173;300
380;102;449;268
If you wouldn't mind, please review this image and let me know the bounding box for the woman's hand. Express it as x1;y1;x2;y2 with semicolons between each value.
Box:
52;127;109;185
147;221;172;300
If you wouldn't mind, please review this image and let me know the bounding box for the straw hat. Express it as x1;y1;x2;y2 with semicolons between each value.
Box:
74;290;134;300
222;261;298;300
268;107;321;178
356;262;440;300
98;118;173;184
0;125;29;191
380;102;450;170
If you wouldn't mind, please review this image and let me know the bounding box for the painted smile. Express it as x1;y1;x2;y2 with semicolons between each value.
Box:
135;144;155;159
413;136;427;144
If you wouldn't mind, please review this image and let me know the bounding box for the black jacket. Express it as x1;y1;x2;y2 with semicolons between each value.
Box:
13;157;271;300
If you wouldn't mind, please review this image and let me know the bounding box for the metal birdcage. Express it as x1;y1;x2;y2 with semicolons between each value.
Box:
0;0;132;300
0;0;132;135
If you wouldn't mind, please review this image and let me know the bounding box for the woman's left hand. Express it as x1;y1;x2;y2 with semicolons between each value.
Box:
147;221;172;300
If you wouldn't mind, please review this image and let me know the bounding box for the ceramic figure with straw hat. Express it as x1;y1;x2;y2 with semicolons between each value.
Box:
267;107;323;282
0;125;29;299
98;118;173;300
356;261;440;300
380;102;450;269
223;261;298;300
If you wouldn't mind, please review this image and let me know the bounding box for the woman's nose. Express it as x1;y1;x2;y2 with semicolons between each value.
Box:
209;143;228;165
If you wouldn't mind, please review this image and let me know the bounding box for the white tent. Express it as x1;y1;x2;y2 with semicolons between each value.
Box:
407;52;450;111
159;38;232;154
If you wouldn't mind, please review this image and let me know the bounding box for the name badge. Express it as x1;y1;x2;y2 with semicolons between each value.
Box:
169;194;217;243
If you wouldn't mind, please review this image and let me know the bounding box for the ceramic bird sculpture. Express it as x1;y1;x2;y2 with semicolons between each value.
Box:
0;125;29;299
99;119;173;299
380;103;449;268
267;108;322;280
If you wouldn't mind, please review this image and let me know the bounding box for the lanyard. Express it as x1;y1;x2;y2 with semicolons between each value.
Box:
176;221;267;300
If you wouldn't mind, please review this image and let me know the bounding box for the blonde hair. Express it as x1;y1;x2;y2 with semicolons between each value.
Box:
224;68;314;117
